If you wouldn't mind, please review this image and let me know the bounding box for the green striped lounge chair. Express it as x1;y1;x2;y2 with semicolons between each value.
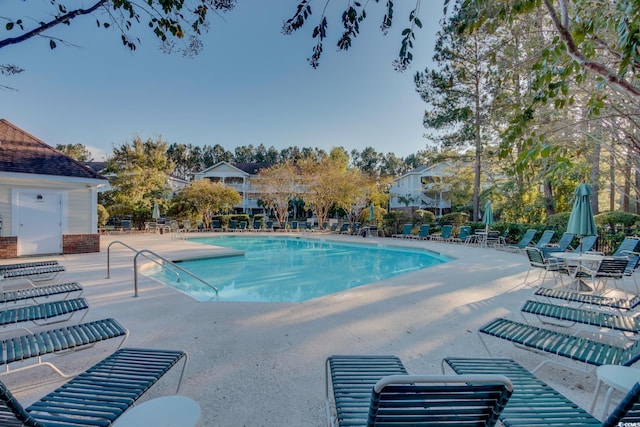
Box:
326;354;513;427
0;348;187;426
444;357;640;427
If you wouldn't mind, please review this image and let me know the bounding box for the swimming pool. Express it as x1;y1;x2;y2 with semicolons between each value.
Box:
147;236;452;302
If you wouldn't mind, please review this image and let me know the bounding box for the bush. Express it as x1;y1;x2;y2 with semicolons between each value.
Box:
97;204;109;227
383;211;412;235
439;212;469;225
544;212;571;230
595;211;640;228
415;209;436;224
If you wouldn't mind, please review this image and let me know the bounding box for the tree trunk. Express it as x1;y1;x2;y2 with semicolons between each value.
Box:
610;153;616;211
623;160;631;212
590;135;601;215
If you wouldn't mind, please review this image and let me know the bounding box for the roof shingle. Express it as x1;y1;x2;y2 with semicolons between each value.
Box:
0;119;105;180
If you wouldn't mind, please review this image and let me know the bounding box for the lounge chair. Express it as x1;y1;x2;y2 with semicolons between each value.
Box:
523;247;568;286
408;224;430;240
392;223;413;239
197;219;209;231
540;232;576;258
336;223;350;234
0;297;89;328
613;236;640;257
430;224;453;242
533;230;555;249
520;299;640;334
329;223;339;233
325;354;512;427
534;286;640;311
1;281;83;305
265;220;274;231
252;220;262;231
451;225;471;243
0;347;187;426
291;221;299;232
239;220;248;231
120;219;132;232
0;317;128;376
443;357;640;427
0;264;66;286
0;261;59;272
477;317;640;372
350;222;361;236
575;235;598;253
499;228;537;252
227;220;239;231
181;220;196;232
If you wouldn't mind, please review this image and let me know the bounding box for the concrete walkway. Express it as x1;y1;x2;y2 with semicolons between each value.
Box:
2;232;612;426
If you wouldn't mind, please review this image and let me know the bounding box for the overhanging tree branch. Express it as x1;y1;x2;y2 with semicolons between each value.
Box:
0;1;107;50
542;0;640;98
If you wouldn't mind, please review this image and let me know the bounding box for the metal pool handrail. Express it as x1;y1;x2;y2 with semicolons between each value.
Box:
106;240;175;280
133;249;219;299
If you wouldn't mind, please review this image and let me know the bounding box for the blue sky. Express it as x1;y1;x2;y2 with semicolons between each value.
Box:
1;1;443;161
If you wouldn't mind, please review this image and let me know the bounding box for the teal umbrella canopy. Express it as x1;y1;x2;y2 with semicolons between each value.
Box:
483;201;494;228
152;203;161;220
567;183;597;237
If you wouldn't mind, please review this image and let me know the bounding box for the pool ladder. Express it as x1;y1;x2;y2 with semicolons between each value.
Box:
107;240;219;298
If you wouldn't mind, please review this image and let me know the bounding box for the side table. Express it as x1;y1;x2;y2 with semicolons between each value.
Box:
113;395;201;427
590;365;640;418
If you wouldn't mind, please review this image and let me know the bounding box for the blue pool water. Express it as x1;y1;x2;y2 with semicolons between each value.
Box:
148;236;452;302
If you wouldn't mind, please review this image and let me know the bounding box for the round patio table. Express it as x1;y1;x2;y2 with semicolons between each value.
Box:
112;395;201;427
549;252;604;292
590;365;640;418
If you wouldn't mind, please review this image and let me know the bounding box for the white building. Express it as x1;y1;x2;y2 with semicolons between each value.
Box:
389;163;453;217
192;161;273;213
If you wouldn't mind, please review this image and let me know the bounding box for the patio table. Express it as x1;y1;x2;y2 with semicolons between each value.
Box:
549;252;604;292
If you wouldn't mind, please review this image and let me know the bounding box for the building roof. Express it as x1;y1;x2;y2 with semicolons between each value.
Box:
0;119;105;180
232;162;274;175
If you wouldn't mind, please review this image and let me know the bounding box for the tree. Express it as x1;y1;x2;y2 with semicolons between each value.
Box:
173;180;241;227
298;156;347;228
2;1;428;78
103;136;174;211
1;1;237;58
254;160;303;225
56;143;93;162
414;5;497;221
462;0;640;101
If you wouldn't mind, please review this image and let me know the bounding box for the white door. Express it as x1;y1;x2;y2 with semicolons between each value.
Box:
16;191;63;256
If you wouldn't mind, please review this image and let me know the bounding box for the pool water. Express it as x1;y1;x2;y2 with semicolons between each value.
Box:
148;236;452;302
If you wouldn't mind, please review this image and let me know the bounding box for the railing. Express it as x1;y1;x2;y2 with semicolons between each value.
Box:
107;240;175;280
133;249;219;298
106;241;218;299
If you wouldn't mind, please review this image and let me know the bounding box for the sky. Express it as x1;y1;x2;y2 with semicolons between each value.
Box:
1;1;443;161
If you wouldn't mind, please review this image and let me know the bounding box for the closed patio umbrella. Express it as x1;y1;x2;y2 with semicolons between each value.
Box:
369;203;374;223
152;203;161;220
483;201;494;232
567;183;597;253
566;183;597;290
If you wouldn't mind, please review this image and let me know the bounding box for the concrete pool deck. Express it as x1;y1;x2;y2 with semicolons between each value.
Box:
1;231;625;425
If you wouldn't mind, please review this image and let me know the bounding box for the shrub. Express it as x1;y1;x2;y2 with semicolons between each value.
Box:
595;211;640;228
544;212;571;230
383;211;412;235
439;212;468;225
415;209;436;224
97;204;109;227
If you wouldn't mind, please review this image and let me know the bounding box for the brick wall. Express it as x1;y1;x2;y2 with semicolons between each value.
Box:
0;237;18;259
63;234;100;254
